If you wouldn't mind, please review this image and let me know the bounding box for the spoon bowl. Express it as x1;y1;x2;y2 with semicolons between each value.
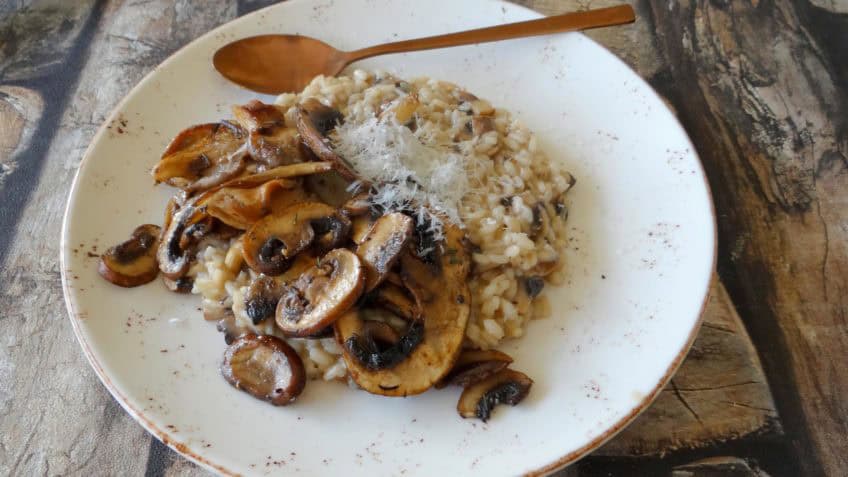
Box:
213;35;349;94
213;5;635;94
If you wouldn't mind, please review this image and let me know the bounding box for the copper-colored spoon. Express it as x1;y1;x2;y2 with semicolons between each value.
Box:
213;5;635;94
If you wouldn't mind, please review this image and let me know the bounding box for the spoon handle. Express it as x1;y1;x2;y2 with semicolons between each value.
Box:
343;4;635;63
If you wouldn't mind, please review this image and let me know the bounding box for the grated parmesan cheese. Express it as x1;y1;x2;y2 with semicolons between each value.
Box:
330;115;472;239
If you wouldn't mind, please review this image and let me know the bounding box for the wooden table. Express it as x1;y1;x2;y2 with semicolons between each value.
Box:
1;1;844;475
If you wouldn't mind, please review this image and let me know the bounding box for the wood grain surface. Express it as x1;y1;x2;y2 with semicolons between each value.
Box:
0;1;844;476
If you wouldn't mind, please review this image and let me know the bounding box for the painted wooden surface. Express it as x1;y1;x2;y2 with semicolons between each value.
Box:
0;1;844;475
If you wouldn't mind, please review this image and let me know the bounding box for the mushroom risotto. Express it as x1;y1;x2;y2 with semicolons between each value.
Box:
98;70;573;421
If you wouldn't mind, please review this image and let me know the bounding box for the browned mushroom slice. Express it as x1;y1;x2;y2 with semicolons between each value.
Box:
153;121;248;193
335;220;470;397
178;214;214;250
372;282;419;321
312;215;352;253
157;198;210;278
457;369;533;422
335;310;423;373
275;251;319;283
295;99;359;181
202;179;298;230
305;170;353;207
161;197;179;234
215;161;333;189
194;162;329;229
185;150;248;194
244;275;285;325
356;212;414;291
341;193;372;217
162;275;193;293
301;327;335;339
192;161;332;221
361;320;401;345
250;128;303;167
435;349;514;389
214;308;256;345
276;249;365;337
232;100;286;131
350;214;375;245
384;272;404;287
221;334;306;406
233;100;305;167
98;224;161;287
242;202;350;275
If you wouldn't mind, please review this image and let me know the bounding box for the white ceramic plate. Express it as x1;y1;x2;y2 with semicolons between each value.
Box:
61;0;715;475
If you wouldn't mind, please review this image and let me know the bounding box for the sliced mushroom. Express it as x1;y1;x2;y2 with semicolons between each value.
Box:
372;282;419;321
277;251;320;284
295;99;360;181
350;214;376;245
312;213;352;252
156;198;209;278
213;308;255;345
193;162;329;229
250;127;304;167
187;151;248;195
384;272;404;287
98;224;161;287
191;160;333;226
242;202;351;275
233;100;304;167
299;99;342;133
275;248;365;337
221;334;306;406
336;310;422;372
162;275;193;293
305;170;353;207
300;325;335;339
214;161;333;189
341;193;372;217
201;178;299;230
244;275;285;325
178;215;214;250
232;100;286;131
356;212;414;291
435;349;514;389
161;197;179;234
335;220;470;396
361;320;401;345
457;369;533;422
153;121;247;193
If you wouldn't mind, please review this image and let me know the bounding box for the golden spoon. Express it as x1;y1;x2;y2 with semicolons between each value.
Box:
213;5;635;94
